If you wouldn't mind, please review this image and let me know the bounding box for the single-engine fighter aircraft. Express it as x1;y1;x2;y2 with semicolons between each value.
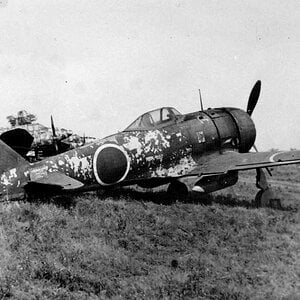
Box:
0;81;299;206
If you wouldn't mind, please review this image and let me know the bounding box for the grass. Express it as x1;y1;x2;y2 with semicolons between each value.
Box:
0;169;299;299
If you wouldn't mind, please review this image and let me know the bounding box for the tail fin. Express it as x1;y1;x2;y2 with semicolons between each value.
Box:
0;139;29;174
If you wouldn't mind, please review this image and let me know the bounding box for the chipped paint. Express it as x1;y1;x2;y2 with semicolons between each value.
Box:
1;173;13;186
65;153;81;174
57;152;93;180
0;112;194;199
122;130;171;159
196;131;205;143
9;168;17;179
150;155;197;177
0;167;20;192
144;130;170;148
123;136;143;156
29;166;48;181
0;106;270;201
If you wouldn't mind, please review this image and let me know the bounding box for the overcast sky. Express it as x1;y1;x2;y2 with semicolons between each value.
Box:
0;0;299;150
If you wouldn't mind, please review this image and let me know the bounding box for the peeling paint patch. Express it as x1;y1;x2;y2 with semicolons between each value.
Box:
9;168;17;179
196;131;205;143
123;130;172;162
150;155;197;177
63;152;93;179
1;173;13;186
30;166;48;181
123;136;143;156
0;168;19;188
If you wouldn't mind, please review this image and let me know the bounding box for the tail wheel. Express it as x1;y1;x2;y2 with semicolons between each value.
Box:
167;181;188;202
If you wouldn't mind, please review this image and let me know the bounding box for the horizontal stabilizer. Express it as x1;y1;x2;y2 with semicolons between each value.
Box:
26;171;84;190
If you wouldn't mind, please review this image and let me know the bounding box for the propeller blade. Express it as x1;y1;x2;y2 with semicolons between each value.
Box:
247;80;261;116
51;115;59;153
51;115;57;137
82;133;86;146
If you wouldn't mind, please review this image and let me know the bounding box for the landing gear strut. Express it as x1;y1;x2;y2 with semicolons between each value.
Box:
167;181;188;202
254;168;281;208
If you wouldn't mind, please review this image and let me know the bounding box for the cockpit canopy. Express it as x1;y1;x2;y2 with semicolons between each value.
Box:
124;107;181;131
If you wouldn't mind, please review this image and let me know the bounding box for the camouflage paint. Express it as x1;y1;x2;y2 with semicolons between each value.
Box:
0;107;257;199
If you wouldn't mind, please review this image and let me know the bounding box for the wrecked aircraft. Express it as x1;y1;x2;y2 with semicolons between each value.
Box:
0;111;94;161
0;81;299;206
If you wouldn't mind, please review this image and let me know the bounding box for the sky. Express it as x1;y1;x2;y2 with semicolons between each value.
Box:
0;0;299;150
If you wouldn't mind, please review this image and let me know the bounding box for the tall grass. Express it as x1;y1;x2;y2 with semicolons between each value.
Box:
0;188;299;299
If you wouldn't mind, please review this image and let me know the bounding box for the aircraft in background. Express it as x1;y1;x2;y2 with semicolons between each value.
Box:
0;111;95;161
0;81;299;207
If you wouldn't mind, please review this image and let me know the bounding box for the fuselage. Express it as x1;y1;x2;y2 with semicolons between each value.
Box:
0;107;256;199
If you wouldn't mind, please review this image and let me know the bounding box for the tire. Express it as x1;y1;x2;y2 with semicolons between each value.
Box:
254;190;263;208
167;181;188;203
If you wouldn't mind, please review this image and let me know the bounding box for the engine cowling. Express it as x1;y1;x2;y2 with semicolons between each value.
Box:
225;108;256;153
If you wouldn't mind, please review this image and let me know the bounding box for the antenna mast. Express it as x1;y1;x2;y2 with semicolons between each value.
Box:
198;89;204;111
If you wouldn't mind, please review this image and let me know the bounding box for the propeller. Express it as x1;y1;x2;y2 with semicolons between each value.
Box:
51;115;59;153
246;80;261;116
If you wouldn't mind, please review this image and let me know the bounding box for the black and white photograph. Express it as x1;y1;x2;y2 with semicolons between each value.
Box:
0;1;299;299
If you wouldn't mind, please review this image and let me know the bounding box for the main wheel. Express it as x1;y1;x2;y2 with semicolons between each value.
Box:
254;190;263;208
254;189;280;208
167;181;188;203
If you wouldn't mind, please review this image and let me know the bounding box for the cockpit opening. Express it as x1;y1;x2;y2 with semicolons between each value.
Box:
124;107;182;131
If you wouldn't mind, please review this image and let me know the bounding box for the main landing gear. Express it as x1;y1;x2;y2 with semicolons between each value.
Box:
254;168;281;208
167;180;189;202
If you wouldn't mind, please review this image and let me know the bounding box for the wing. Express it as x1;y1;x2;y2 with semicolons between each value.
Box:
191;150;300;176
25;171;84;191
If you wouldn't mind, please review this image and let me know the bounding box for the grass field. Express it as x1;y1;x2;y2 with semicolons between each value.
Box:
0;165;299;299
